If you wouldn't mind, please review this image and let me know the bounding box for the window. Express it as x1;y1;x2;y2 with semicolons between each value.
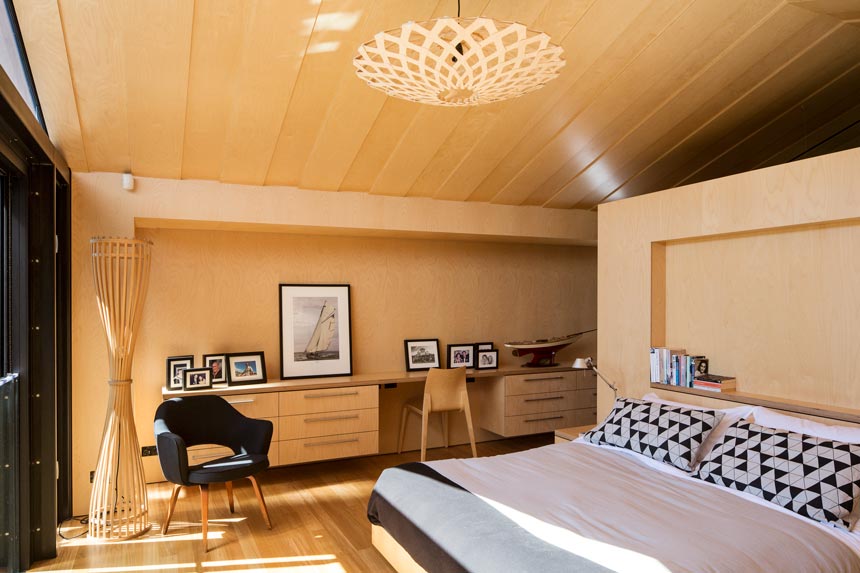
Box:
0;0;43;127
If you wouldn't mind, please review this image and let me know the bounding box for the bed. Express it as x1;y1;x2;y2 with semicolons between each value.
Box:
367;398;860;573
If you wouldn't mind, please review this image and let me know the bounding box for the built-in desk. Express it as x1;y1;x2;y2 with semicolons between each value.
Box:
161;365;589;467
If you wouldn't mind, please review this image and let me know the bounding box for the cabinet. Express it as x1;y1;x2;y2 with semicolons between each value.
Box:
185;385;379;466
474;370;597;437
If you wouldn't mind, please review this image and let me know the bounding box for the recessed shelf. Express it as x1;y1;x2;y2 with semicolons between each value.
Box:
649;383;860;425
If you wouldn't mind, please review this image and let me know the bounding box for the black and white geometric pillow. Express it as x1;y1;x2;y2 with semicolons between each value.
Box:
695;419;860;529
583;398;724;471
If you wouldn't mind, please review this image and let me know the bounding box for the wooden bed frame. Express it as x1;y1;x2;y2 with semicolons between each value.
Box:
371;524;428;573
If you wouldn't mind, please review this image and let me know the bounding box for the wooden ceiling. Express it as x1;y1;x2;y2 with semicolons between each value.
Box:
14;0;860;210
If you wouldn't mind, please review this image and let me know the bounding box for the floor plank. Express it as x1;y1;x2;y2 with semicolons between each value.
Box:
35;435;551;573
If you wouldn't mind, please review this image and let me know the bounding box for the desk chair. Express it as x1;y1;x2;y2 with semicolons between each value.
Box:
154;395;273;551
397;367;477;462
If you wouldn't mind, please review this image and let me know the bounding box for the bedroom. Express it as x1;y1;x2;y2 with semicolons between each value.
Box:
1;0;859;572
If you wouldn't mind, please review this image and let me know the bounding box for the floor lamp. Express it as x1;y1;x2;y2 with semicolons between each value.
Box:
88;238;153;540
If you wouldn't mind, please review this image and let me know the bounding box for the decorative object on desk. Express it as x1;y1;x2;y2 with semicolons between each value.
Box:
693;374;736;392
89;237;152;540
183;367;214;391
476;349;499;370
447;343;476;369
694;357;709;377
353;2;564;107
476;341;493;351
202;354;227;384
573;357;618;399
166;355;193;391
227;352;267;386
404;338;441;371
279;284;352;380
505;329;595;367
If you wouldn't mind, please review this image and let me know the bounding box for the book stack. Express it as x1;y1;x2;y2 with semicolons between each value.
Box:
649;348;709;388
692;374;736;392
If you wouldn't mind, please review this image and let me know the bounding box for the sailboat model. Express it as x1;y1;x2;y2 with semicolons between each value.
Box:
305;300;337;359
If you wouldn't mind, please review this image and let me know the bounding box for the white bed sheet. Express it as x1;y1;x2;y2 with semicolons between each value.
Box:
425;439;860;572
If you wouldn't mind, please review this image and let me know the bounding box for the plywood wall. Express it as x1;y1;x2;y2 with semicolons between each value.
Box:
597;147;860;419
71;173;597;514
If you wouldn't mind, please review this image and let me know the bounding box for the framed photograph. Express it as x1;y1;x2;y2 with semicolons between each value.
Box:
203;354;227;384
476;349;499;370
404;339;441;371
166;355;193;390
227;352;267;386
447;343;475;369
279;284;352;380
476;342;494;351
183;367;213;391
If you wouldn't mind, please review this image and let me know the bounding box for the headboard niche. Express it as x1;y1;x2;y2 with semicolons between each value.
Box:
650;218;860;425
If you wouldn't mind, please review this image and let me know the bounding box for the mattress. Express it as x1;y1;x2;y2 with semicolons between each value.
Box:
367;440;860;573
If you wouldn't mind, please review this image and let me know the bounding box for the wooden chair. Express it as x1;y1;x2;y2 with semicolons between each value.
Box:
153;395;273;551
397;367;477;462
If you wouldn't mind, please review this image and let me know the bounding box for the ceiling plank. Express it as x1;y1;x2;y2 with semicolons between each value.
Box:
298;0;462;192
541;3;837;208
219;0;319;185
430;0;689;203
58;0;130;173
367;0;547;198
13;0;88;171
486;0;786;208
181;0;246;181
263;0;390;187
123;1;193;179
597;21;860;207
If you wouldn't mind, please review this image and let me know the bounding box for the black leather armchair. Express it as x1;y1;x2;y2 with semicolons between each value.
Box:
154;395;274;550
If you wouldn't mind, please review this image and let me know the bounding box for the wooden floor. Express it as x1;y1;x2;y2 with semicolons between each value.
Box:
34;435;551;573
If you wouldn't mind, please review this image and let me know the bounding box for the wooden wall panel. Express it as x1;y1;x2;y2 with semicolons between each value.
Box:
597;147;860;419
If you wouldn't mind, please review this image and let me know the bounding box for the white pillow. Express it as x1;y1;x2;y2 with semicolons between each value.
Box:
750;407;860;443
641;392;754;465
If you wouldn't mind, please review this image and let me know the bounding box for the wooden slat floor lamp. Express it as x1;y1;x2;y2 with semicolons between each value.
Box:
88;238;153;540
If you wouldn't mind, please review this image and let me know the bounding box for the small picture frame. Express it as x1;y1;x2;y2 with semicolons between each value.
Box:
476;342;494;351
227;351;267;386
447;344;475;369
203;354;227;384
183;367;213;391
476;349;499;370
404;339;441;371
166;355;194;390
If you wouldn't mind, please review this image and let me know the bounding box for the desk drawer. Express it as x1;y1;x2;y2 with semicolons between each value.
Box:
279;431;378;464
280;385;378;415
505;371;578;396
505;389;596;416
503;409;594;437
279;408;378;440
222;392;278;418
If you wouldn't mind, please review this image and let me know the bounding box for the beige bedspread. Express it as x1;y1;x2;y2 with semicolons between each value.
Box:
427;441;860;573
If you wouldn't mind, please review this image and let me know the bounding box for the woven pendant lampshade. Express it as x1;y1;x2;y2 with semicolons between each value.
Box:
88;237;153;540
354;17;565;106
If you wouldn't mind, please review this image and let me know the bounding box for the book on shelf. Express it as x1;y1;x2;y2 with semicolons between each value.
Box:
649;347;686;386
692;374;736;392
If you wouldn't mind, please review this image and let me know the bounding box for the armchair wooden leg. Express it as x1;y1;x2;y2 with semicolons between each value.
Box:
225;481;234;513
200;484;209;552
162;484;182;535
397;406;409;454
248;475;272;530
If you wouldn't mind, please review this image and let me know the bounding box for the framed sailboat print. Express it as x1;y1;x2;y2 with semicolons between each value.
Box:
279;284;353;380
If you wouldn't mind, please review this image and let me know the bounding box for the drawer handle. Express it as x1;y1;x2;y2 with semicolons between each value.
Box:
524;376;564;382
305;437;359;447
304;414;360;423
227;399;255;405
523;396;564;402
524;415;564;423
304;391;359;399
